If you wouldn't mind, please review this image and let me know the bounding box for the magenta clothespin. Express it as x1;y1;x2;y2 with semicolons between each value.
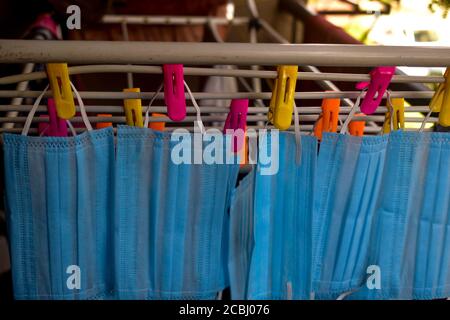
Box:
223;99;249;152
31;14;60;39
38;98;68;136
163;64;186;121
356;66;396;114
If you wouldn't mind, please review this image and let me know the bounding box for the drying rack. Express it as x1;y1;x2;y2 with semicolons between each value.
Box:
0;0;448;135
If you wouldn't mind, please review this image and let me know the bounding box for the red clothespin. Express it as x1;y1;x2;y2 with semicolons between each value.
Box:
223;99;249;153
96;114;112;129
38;98;68;136
356;66;395;115
348;113;366;136
163;64;186;121
314;98;340;140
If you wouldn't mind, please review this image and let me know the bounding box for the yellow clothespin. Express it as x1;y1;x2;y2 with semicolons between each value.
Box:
46;63;76;119
429;67;450;127
123;88;143;127
383;97;405;133
268;65;298;130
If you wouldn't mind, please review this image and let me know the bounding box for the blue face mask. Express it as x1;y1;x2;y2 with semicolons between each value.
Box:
229;132;317;300
312;132;388;300
355;131;450;300
4;86;115;300
114;125;239;299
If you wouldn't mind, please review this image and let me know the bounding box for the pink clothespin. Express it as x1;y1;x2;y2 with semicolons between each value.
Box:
38;98;68;136
223;99;248;153
163;64;186;121
356;66;395;114
30;14;60;39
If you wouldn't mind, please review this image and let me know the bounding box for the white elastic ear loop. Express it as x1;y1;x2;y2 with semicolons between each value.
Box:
70;81;93;131
419;108;433;133
144;82;164;128
293;101;302;165
184;80;205;134
340;90;365;134
22;85;49;136
66;120;77;136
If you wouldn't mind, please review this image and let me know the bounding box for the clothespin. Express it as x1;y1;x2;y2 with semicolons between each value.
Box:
123;88;143;127
348;113;365;136
46;63;76;119
38;98;67;136
149;113;166;131
163;64;187;121
314;98;340;140
383;98;405;133
268;65;298;130
96;114;113;129
429;67;450;127
239;125;248;167
223;99;249;153
356;66;395;115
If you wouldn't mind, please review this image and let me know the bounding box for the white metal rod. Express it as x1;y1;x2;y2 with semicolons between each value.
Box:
0;90;435;100
0;65;443;86
0;105;432;114
0;115;436;124
0;125;433;134
2;40;450;66
101;15;249;26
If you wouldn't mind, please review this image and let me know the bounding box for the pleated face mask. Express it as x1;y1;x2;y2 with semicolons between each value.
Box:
312;114;389;299
114;83;240;299
229;129;317;300
355;131;450;300
3;85;115;300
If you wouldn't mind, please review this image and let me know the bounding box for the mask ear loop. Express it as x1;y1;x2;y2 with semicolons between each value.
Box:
340;89;365;135
293;101;301;165
70;81;93;132
386;90;394;132
184;80;205;134
144;82;164;128
419;108;434;132
22;85;49;136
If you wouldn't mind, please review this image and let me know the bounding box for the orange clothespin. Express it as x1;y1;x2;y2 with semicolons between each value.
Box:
314;98;340;140
96;114;112;129
123;88;143;127
349;113;365;136
46;63;76;119
149;113;166;131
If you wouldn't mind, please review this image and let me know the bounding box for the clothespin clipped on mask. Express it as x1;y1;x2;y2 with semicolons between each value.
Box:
163;64;187;121
223;99;249;153
349;113;365;136
314;98;340;140
96;114;112;129
429;67;450;127
268;65;298;130
356;66;395;115
383;98;405;133
123;88;143;127
38;98;68;136
46;63;76;119
149;113;166;131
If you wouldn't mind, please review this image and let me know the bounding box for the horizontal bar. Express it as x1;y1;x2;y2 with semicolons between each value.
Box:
2;40;450;66
0;90;435;100
101;15;249;25
0;125;433;134
0;105;432;114
0;64;443;86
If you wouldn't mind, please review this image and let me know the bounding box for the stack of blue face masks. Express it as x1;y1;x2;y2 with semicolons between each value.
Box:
4;127;115;300
354;131;450;300
312;133;389;299
114;126;239;299
229;132;317;299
